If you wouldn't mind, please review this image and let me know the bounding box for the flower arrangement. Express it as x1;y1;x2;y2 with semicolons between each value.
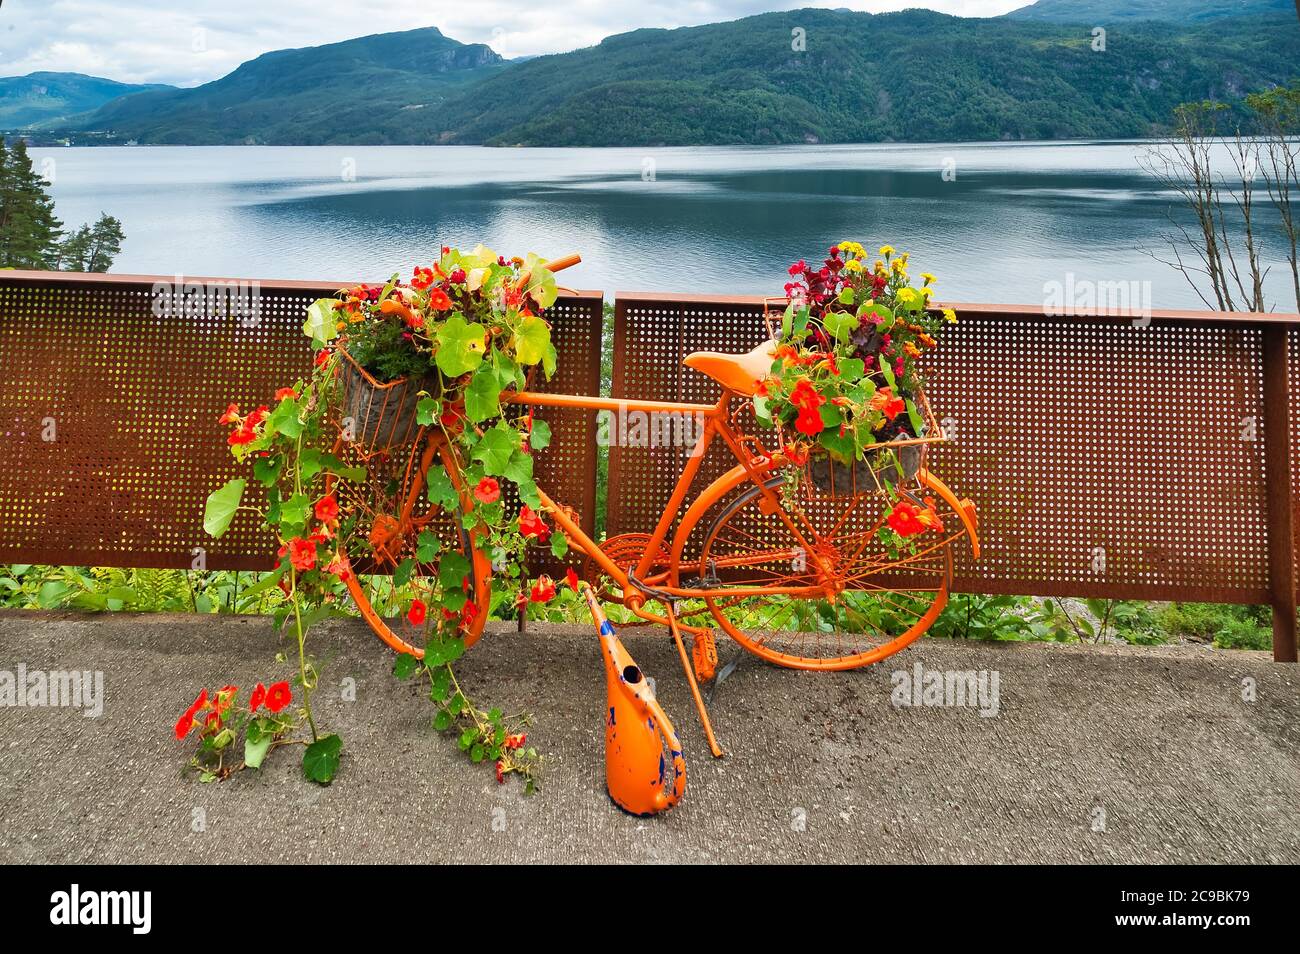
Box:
759;242;957;459
758;241;958;538
197;245;566;787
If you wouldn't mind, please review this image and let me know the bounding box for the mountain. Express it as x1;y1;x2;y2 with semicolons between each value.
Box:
1007;0;1296;22
56;9;1300;147
418;8;1300;146
0;72;172;129
61;27;506;145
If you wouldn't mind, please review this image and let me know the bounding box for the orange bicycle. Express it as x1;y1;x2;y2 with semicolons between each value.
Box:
325;256;979;750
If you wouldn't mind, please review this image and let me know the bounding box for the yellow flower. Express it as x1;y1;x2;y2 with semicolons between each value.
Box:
921;272;936;285
874;260;886;273
942;308;958;324
904;341;923;358
879;245;895;257
842;258;863;273
891;258;907;274
920;287;933;300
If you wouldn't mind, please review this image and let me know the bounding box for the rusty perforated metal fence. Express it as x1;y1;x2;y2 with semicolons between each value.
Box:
1;272;1296;660
0;271;602;573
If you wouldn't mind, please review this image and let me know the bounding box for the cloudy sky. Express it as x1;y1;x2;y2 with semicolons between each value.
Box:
0;0;1025;86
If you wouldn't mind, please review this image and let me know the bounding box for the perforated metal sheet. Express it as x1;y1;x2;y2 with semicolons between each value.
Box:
608;294;1285;604
0;272;602;572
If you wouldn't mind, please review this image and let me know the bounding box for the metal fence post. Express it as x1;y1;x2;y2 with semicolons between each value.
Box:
1262;324;1298;662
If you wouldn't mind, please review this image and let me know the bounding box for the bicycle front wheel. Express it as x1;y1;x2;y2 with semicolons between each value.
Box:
327;432;491;658
691;467;962;671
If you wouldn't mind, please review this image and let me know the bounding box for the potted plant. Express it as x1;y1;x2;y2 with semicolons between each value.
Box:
757;242;958;494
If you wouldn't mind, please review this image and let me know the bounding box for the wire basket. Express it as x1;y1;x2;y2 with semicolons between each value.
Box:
336;348;430;455
759;296;948;495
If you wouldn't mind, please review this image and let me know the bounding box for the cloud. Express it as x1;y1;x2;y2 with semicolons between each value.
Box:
0;0;1024;86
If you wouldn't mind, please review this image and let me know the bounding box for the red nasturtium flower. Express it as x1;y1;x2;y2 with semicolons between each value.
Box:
795;406;824;436
530;575;556;603
288;537;317;572
274;387;298;401
495;760;505;784
314;495;339;523
411;266;435;290
505;733;526;750
565;566;580;592
326;554;350;581
407;598;427;626
886;501;928;538
473;477;501;504
314;349;331;368
173;689;208;739
264;681;292;714
249;682;267;713
426;287;453;311
518;505;549;541
218;403;240;425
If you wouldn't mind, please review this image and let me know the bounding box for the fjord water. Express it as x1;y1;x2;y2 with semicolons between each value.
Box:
32;141;1298;310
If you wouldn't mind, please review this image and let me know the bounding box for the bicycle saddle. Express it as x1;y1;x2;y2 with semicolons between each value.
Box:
683;339;777;396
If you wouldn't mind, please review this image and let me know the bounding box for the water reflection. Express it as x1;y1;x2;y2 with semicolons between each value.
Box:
35;142;1296;309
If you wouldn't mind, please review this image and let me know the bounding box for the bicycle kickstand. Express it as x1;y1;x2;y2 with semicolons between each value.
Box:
664;600;725;758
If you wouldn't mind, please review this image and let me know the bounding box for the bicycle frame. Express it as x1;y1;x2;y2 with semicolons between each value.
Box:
505;388;848;632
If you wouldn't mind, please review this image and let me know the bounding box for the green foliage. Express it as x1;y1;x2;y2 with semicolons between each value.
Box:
0;72;172;130
42;10;1300;147
422;9;1300;147
1158;602;1272;651
0;137;62;268
0;138;124;271
1006;0;1292;24
53;28;506;145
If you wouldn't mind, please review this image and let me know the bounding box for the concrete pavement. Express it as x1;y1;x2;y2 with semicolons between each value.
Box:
0;611;1296;864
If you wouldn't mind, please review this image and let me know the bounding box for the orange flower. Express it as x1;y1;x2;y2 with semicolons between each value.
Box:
218;403;240;425
530;575;556;603
274;387;298;401
886;501;927;537
870;388;906;422
474;477;501;504
796;406;824;436
314;495;338;523
519;505;549;541
426;287;453;311
287;537;316;572
264;681;292;714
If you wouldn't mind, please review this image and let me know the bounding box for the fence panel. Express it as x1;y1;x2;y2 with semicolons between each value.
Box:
0;271;603;572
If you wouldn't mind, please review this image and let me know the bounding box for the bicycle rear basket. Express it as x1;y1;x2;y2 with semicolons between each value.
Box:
805;390;946;494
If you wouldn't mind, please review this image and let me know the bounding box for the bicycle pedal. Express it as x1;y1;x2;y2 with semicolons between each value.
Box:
692;631;718;682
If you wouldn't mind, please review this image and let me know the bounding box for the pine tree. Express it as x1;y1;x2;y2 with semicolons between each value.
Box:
0;138;63;269
84;214;125;272
55;224;92;271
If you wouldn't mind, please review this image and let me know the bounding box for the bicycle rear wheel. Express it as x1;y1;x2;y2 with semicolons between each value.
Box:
326;431;491;657
691;466;965;671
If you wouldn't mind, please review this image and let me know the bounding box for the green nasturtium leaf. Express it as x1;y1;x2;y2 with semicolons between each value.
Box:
472;424;517;475
529;419;552;450
465;368;502;422
514;313;552;367
304;299;340;343
426;466;459;509
436;314;488;377
243;729;272;770
302;734;342;784
203;479;245;539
